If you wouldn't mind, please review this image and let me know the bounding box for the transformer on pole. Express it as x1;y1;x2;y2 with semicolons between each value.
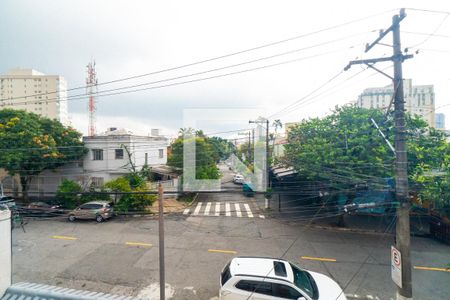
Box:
86;61;98;136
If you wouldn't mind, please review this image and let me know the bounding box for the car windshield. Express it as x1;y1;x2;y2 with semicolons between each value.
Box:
290;263;316;299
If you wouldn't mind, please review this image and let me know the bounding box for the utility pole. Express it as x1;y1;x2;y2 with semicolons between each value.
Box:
344;8;413;299
392;12;412;300
158;183;165;300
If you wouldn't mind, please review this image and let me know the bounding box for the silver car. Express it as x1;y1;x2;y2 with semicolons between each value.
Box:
68;201;114;223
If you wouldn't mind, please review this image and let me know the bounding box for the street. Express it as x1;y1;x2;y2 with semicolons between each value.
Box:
11;168;450;299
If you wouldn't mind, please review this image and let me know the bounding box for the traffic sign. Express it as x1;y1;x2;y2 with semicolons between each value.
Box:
391;245;402;288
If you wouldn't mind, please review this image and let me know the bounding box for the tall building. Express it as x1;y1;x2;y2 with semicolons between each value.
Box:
435;113;445;130
357;79;435;127
0;68;68;125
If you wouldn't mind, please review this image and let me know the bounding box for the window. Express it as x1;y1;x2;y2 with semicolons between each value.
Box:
290;263;317;299
115;149;124;159
221;263;231;286
235;280;272;296
272;283;302;299
92;149;103;160
158;149;164;158
274;261;287;277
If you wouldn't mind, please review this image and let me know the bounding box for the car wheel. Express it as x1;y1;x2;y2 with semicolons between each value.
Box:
96;215;103;223
68;215;76;222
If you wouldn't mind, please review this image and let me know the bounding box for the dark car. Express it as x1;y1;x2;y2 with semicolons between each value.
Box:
22;201;65;217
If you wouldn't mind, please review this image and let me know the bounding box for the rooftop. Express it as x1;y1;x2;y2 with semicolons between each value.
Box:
3;68;45;76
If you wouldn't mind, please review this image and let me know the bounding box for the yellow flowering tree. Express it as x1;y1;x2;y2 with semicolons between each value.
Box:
0;109;86;201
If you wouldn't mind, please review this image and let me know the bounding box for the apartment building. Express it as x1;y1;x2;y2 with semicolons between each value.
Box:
356;79;435;127
0;68;68;125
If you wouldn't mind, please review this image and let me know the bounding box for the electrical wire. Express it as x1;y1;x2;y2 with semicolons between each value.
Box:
1;9;396;102
3;47;355;107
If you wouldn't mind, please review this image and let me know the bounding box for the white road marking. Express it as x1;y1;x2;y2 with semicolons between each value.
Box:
243;203;253;218
183;208;190;215
215;202;220;216
204;202;211;216
225;203;231;216
259;215;265;219
235;203;242;217
193;202;202;215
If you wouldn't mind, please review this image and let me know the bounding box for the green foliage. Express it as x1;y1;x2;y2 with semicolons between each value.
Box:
284;105;449;207
139;164;154;181
124;171;146;189
208;136;236;161
56;179;83;209
0;109;87;200
105;174;155;212
168;132;221;180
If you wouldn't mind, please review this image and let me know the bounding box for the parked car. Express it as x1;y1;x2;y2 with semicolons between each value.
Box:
233;174;245;184
220;257;346;300
22;201;65;217
0;196;16;209
68;201;114;223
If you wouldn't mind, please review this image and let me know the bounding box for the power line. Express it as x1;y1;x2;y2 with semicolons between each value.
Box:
405;14;450;49
405;7;450;15
0;9;396;102
402;31;450;39
3;47;356;107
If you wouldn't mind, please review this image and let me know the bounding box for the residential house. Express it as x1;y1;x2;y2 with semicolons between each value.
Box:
1;128;169;199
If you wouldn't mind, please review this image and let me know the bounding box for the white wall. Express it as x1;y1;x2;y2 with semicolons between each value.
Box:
0;208;11;297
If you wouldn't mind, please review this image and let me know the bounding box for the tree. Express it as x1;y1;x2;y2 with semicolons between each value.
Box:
56;179;82;209
105;175;155;212
0;109;87;201
284;105;449;206
208;136;236;162
168;129;220;180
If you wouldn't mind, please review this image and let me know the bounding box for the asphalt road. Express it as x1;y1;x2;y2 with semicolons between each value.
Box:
11;167;450;299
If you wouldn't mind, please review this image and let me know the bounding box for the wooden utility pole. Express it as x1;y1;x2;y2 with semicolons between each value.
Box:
344;8;413;299
158;183;165;300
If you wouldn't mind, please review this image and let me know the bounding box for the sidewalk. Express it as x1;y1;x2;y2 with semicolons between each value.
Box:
255;195;430;236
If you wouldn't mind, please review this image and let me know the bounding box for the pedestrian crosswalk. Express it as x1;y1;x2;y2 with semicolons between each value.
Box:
183;202;263;218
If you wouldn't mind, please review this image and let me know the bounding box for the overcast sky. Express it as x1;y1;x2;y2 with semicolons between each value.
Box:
1;0;449;138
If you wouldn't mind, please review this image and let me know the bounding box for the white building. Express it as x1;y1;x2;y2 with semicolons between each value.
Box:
1;128;170;198
82;128;169;186
0;68;68;125
356;79;435;127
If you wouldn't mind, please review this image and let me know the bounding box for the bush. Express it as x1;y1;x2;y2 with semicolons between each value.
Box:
80;185;111;203
56;179;82;209
105;174;155;213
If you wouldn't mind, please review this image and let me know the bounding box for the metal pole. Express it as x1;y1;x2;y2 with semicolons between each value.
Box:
266;119;270;203
158;183;165;300
392;13;412;300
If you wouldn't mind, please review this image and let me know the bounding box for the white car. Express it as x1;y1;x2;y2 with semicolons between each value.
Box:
233;174;245;184
220;257;347;300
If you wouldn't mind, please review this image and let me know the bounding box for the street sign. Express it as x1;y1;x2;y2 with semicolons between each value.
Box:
391;245;402;288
